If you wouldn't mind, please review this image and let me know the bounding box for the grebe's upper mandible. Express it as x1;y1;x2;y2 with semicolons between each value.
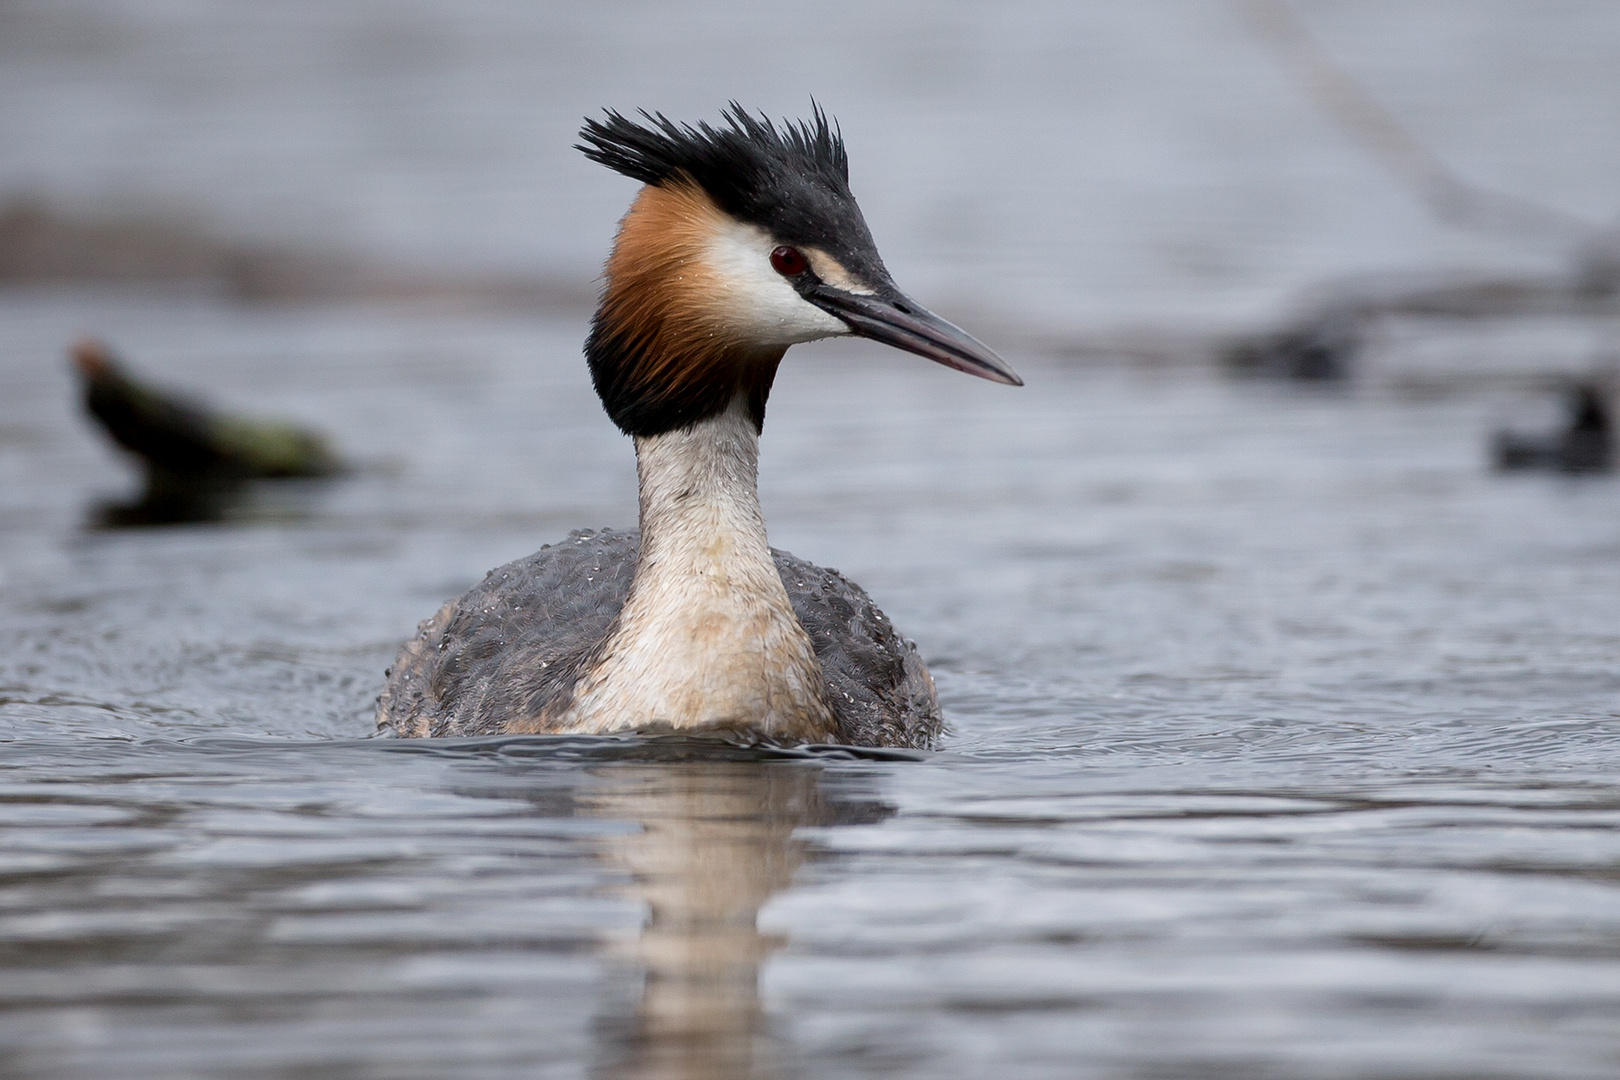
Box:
378;105;1021;748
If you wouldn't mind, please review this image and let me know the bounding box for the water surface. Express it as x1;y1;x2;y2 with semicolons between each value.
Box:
3;293;1619;1078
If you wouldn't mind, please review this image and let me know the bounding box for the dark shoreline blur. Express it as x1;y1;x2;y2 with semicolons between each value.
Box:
12;191;1619;393
0;194;595;311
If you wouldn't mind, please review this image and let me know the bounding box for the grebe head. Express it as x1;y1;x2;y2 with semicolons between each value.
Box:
577;104;1022;437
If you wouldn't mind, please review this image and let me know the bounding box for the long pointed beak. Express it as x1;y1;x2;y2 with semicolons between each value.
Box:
807;285;1023;386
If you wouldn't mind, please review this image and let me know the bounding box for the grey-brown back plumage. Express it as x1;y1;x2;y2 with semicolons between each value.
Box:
377;529;941;748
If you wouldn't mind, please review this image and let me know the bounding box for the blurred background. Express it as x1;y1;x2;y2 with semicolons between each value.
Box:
3;3;1620;1079
4;0;1617;330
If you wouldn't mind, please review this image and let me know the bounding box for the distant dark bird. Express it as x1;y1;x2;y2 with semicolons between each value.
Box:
72;338;341;524
1492;382;1612;474
377;107;1021;747
1223;309;1360;382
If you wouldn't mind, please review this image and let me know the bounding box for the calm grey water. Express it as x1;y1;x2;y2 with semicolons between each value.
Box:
3;294;1619;1078
5;2;1620;1078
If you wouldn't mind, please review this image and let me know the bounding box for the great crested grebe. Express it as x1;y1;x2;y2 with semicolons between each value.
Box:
377;106;1021;748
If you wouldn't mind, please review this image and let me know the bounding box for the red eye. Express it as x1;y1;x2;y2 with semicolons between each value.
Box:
770;246;808;277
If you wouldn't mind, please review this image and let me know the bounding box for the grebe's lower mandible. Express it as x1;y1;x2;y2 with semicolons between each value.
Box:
378;106;1021;748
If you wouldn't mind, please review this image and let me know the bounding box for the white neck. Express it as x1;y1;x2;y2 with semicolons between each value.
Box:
552;396;837;740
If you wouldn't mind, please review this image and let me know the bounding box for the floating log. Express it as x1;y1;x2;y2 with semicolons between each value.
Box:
73;339;340;479
71;338;341;524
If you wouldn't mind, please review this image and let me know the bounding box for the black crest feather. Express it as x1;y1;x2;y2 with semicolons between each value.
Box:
577;104;881;270
578;102;848;220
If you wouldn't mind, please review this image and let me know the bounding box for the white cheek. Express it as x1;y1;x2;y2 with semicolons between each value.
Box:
704;223;849;345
